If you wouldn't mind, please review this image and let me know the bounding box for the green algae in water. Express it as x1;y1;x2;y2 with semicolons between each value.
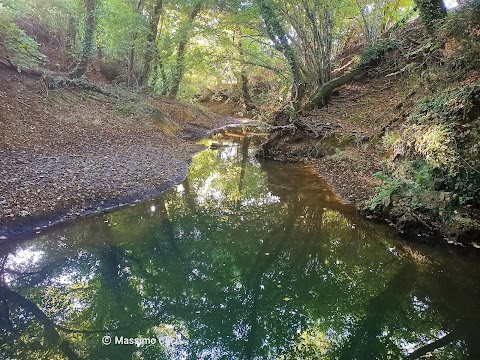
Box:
1;128;480;359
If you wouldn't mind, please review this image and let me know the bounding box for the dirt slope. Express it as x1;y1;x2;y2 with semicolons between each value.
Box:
309;73;407;204
0;67;231;238
257;19;480;246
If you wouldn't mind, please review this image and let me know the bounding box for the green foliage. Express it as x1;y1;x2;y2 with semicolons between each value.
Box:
356;0;415;43
367;172;403;210
416;82;480;123
359;38;398;66
22;0;81;36
441;0;480;70
369;79;480;232
413;0;447;29
333;147;344;160
445;165;480;207
389;83;480;178
0;6;46;70
382;131;401;150
97;0;148;60
366;166;461;227
0;0;21;9
413;123;458;172
406;159;438;189
1;0;422;99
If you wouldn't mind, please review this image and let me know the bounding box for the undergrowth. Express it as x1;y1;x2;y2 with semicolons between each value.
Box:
0;4;46;70
366;69;480;241
441;0;480;71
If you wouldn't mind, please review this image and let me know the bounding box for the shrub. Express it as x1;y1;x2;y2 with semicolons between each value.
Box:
366;172;404;211
358;38;398;67
440;0;480;70
0;2;46;70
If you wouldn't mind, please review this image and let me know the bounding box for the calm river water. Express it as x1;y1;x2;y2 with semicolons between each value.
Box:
1;127;479;359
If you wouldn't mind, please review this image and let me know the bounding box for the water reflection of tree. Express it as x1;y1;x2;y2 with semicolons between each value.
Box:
236;135;251;210
1;133;479;359
336;263;418;359
0;254;80;359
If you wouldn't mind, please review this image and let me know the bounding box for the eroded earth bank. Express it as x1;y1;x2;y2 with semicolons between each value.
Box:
0;67;233;237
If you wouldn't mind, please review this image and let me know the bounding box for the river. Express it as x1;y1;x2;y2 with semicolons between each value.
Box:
1;127;479;359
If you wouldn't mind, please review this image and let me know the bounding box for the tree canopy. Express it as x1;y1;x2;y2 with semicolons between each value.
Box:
1;0;431;108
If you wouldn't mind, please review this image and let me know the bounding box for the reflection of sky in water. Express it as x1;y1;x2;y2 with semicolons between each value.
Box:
154;323;190;359
7;247;44;267
241;192;280;207
220;146;238;161
4;248;44;284
196;173;223;204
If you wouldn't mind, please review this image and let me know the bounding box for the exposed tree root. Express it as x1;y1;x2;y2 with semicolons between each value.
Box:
0;60;116;98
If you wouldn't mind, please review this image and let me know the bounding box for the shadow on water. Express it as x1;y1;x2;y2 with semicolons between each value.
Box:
1;127;480;359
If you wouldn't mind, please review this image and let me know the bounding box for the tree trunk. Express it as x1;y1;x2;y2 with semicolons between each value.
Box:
237;33;256;112
236;136;251;210
301;0;333;87
138;0;163;85
240;70;255;112
157;59;168;95
407;331;457;359
1;286;80;360
305;40;392;111
65;16;76;64
68;0;98;79
338;263;417;359
257;0;306;110
168;1;202;98
305;65;365;110
127;47;134;87
127;0;144;87
168;40;187;98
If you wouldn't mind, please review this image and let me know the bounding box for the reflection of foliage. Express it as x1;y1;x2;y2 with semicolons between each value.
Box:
187;142;269;210
280;325;331;359
1;133;478;359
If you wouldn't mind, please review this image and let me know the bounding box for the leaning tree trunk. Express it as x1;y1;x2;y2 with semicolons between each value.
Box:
1;285;80;360
304;65;365;110
304;46;390;111
68;0;97;79
407;331;457;359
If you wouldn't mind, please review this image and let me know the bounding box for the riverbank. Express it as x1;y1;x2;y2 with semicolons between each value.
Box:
257;21;480;248
0;67;233;238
